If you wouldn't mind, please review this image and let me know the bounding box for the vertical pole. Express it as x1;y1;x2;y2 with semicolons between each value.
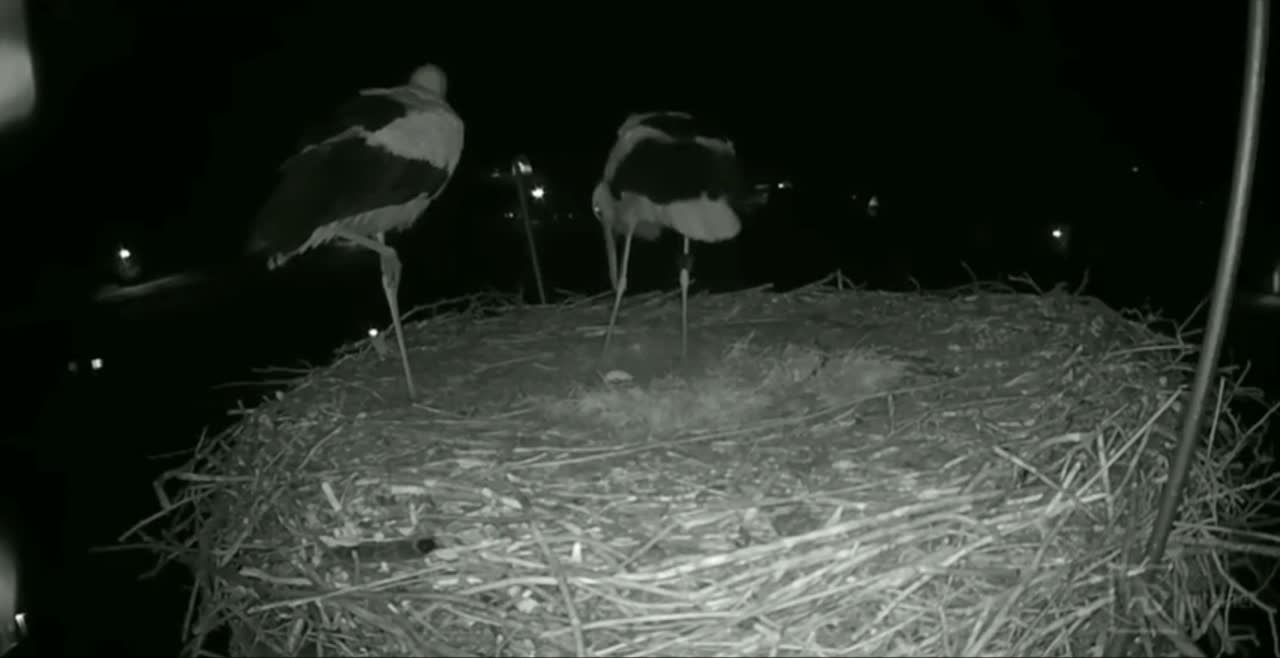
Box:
1147;0;1268;565
512;156;548;305
1106;2;1268;655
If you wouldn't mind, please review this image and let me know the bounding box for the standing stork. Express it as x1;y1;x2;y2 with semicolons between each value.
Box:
592;111;745;358
247;63;464;399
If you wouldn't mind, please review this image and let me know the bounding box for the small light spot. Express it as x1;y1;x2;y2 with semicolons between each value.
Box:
515;159;533;175
777;180;792;190
504;211;515;219
118;247;132;261
67;361;78;374
1130;165;1140;174
90;357;104;370
531;186;546;200
367;328;379;338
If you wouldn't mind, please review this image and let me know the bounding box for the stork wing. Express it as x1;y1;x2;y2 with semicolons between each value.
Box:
363;87;464;174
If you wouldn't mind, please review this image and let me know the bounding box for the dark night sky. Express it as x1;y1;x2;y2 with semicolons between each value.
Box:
0;2;1271;305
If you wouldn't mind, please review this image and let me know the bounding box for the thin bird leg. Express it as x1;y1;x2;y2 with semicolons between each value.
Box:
602;222;638;357
602;220;619;293
332;228;417;399
679;235;691;359
378;242;417;400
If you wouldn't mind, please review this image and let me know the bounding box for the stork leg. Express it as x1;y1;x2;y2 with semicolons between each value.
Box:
333;229;417;399
378;241;417;400
602;223;638;357
602;220;619;293
679;236;691;360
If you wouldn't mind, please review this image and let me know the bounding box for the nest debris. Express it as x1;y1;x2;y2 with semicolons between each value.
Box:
125;274;1280;657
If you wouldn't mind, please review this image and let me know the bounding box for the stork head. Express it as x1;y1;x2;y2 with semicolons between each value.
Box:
408;63;448;98
591;181;613;225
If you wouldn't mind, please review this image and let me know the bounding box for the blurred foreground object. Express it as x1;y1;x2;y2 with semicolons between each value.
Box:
0;0;33;130
0;526;21;656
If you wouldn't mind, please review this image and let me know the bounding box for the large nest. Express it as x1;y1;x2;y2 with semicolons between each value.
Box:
127;275;1279;657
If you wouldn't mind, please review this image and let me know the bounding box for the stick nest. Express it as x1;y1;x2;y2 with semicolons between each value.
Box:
127;275;1280;657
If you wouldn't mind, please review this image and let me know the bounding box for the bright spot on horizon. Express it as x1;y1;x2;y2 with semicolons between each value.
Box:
531;186;546;200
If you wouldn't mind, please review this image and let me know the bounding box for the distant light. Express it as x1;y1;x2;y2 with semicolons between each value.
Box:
777;180;792;190
90;357;103;371
504;211;515;219
867;195;880;217
1130;165;1140;174
367;328;378;338
515;159;533;175
531;186;545;200
117;247;132;261
1051;228;1064;240
66;361;78;374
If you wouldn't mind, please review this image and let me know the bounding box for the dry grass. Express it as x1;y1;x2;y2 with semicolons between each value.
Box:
124;274;1280;657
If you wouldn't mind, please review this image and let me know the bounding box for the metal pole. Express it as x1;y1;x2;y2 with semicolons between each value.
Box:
511;156;548;305
1148;0;1268;565
1105;5;1267;654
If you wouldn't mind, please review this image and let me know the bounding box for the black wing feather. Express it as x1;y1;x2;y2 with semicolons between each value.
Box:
248;138;449;257
609;138;746;206
294;93;409;151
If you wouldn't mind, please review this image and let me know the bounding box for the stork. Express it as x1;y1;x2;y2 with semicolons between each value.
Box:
247;63;464;399
592;111;745;358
